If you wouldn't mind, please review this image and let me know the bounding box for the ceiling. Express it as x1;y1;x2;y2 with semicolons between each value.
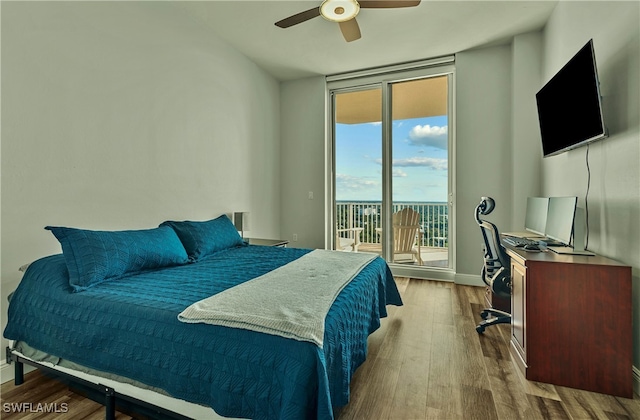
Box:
174;1;558;81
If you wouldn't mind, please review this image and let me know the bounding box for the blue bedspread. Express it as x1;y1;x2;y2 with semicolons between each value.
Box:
4;245;402;419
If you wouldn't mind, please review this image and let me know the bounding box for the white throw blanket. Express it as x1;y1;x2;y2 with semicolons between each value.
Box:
178;249;377;346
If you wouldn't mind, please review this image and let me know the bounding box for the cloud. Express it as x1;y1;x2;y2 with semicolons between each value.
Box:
393;157;448;170
336;174;378;191
393;169;407;177
408;124;448;150
374;156;447;171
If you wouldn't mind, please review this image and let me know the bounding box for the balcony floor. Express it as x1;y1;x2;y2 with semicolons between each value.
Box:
357;244;449;268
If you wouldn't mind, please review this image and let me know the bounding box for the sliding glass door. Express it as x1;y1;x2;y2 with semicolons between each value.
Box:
329;62;454;275
390;76;450;268
334;87;383;253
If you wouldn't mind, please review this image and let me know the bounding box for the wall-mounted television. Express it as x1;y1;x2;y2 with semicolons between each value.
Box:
536;39;608;157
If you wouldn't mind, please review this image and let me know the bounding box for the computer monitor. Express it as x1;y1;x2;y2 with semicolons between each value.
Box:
545;196;578;246
524;197;549;236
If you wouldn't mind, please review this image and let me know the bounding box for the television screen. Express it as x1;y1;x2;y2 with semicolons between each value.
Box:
536;39;607;157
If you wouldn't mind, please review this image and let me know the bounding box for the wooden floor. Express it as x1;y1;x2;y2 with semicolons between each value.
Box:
1;278;639;419
0;369;133;419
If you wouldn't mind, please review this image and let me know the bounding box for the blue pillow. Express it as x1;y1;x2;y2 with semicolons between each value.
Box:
160;215;245;261
45;225;189;292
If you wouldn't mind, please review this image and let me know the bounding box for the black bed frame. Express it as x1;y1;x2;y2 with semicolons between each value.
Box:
6;346;193;420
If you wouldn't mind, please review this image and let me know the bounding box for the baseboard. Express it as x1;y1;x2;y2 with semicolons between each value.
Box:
633;365;640;397
454;273;483;286
393;270;483;286
391;266;455;282
0;361;10;384
0;359;35;385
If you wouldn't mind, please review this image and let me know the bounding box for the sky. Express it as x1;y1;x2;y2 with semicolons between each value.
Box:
335;115;448;202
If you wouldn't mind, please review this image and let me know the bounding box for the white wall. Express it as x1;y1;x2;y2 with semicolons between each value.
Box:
455;45;514;278
511;33;544;227
1;2;281;358
539;1;640;383
455;35;545;274
279;77;326;249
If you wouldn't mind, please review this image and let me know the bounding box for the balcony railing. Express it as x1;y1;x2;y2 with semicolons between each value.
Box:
336;201;449;248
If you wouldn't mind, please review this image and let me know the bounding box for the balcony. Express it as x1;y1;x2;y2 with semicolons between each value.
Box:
336;201;449;268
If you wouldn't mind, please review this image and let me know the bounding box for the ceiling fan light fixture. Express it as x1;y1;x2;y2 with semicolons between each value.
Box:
320;0;360;23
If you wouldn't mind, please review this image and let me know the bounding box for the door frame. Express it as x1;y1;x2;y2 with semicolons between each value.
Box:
325;58;457;280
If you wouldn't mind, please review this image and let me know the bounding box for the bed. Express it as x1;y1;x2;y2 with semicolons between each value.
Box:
4;217;402;419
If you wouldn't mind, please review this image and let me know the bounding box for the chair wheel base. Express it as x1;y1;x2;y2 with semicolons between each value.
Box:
476;308;511;334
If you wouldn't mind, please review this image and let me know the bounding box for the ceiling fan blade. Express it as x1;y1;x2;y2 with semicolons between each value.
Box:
275;7;321;28
359;1;421;8
339;18;361;42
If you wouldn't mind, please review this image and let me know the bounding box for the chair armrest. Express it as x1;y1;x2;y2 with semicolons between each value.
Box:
336;227;363;235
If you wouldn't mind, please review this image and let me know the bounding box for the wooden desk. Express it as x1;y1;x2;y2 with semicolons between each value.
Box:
505;246;632;398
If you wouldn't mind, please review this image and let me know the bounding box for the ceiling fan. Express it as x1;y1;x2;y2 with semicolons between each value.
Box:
275;0;421;42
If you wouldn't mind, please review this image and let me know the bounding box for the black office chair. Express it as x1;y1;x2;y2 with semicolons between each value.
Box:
475;197;512;333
